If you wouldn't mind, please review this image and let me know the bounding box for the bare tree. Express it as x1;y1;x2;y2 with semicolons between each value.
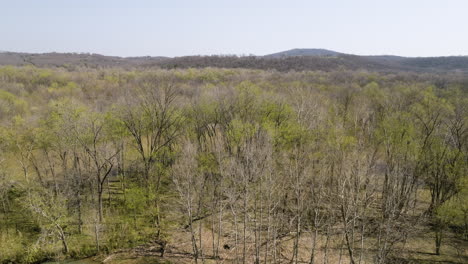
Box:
172;140;205;263
73;112;119;223
120;79;182;188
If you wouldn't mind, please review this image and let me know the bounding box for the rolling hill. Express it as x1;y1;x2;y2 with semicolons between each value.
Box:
1;50;468;73
264;48;343;57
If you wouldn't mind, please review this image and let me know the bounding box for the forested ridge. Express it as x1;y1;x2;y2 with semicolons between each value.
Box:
2;51;468;73
0;66;467;264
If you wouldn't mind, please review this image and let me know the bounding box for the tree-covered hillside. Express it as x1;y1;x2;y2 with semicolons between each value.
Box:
2;51;468;73
0;66;467;264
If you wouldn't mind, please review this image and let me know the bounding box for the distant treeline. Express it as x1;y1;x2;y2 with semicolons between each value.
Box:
2;52;468;73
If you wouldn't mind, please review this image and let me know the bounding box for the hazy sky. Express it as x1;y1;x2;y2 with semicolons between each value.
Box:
1;0;467;57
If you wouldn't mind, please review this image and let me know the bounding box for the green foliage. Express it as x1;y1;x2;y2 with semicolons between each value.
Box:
0;89;28;118
226;118;258;148
265;117;310;150
0;66;467;263
376;111;418;159
197;151;218;174
125;186;146;211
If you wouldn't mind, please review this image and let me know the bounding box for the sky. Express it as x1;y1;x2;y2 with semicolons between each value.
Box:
1;0;467;57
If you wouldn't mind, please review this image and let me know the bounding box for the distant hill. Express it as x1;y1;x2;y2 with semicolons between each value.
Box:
155;54;468;73
265;48;343;58
1;50;468;73
0;52;169;69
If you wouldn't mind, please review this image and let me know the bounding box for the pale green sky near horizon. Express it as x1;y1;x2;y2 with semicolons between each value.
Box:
1;0;467;57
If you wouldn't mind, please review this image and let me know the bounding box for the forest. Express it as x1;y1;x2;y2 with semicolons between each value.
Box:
0;66;467;264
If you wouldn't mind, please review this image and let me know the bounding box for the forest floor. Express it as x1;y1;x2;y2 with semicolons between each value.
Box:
91;227;468;264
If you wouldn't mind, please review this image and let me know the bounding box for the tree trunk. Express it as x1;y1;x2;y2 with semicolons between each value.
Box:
309;226;318;264
231;204;240;264
77;194;83;234
243;187;247;264
358;223;365;264
322;225;330;264
98;187;104;222
435;227;442;255
56;224;69;254
94;222;100;253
